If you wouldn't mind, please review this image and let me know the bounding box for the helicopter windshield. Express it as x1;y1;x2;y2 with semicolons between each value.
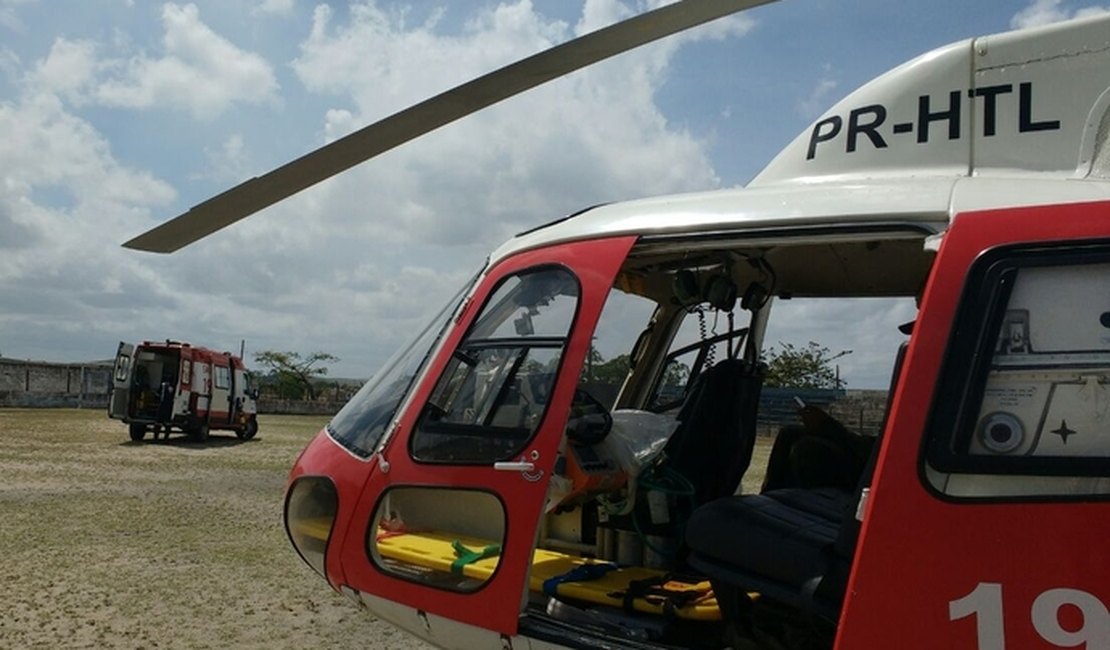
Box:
411;267;580;463
327;274;478;458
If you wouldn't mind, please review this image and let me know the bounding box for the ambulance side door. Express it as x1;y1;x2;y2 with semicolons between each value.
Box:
192;361;211;417
108;342;134;419
210;361;232;423
838;201;1110;648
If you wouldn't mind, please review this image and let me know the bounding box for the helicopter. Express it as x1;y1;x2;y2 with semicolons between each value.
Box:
125;1;1110;648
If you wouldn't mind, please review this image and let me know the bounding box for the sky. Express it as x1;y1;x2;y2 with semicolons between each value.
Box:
1;0;1107;388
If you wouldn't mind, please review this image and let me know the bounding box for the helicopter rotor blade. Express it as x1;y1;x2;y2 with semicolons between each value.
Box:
124;0;776;253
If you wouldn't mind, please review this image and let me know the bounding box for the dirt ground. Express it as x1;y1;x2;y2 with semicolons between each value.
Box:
0;408;432;650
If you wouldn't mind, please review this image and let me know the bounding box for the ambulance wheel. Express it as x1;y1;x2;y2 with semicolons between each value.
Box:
129;423;147;442
189;422;210;443
236;416;258;441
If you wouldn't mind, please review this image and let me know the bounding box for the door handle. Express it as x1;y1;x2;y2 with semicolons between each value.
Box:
493;461;536;472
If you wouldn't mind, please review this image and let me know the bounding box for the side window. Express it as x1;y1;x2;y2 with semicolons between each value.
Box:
411;267;579;464
215;366;230;390
114;354;131;382
369;487;506;592
926;245;1110;497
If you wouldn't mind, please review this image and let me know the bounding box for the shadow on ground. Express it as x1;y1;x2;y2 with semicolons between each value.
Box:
121;434;258;449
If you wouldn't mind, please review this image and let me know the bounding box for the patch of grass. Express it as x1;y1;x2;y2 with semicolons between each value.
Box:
0;408;779;648
0;409;426;649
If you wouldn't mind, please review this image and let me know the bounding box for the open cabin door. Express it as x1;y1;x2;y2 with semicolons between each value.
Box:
209;356;233;424
838;201;1110;648
108;341;134;420
338;237;636;643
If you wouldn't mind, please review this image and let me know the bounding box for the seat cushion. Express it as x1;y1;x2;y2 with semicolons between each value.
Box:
765;488;855;523
685;489;853;588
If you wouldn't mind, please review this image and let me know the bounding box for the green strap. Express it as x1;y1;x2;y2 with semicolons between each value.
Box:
450;540;502;574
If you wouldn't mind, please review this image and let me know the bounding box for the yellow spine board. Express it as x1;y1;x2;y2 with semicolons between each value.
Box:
290;517;332;542
375;530;720;621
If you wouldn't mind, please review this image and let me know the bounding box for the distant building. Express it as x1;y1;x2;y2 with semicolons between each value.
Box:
0;357;114;408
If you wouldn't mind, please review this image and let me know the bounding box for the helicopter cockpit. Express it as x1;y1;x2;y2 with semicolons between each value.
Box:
321;222;933;646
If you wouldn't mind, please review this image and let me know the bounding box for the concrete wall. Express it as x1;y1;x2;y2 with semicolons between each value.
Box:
0;359;113;408
1;358;893;435
257;399;347;415
0;358;352;414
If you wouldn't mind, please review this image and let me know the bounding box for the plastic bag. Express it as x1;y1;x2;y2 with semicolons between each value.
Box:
601;409;678;479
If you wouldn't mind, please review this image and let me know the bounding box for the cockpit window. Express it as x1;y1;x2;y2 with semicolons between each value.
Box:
411;267;580;464
327;276;476;459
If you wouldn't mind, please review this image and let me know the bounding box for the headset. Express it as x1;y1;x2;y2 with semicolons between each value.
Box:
673;269;738;312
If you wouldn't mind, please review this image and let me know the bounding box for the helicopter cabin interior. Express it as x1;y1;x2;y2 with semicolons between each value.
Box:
358;225;935;646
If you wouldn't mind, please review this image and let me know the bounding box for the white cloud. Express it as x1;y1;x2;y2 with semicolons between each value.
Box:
289;0;737;254
0;0;36;31
192;134;251;184
0;0;760;376
796;69;838;119
109;0;758;374
0;46;20;81
0;82;185;361
65;3;281;120
577;0;753;41
765;298;917;388
1011;0;1110;28
576;0;634;34
0;92;174;207
30;38;99;102
253;0;294;16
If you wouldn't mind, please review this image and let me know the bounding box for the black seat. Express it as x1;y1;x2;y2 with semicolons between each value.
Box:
685;487;853;621
659;358;765;508
685;342;909;623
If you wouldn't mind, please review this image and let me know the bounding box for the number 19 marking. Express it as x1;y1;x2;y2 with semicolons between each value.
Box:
949;582;1109;649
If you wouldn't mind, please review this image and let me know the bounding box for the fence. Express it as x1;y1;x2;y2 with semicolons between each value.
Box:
758;387;889;436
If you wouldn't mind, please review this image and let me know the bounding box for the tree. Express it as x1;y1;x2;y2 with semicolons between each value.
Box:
763;341;851;389
588;353;631;386
582;350;689;389
254;350;339;400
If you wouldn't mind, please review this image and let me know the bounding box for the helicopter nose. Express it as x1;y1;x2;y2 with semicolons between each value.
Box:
285;475;339;580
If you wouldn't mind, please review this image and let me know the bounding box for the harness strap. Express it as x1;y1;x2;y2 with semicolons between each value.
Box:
620;574;713;617
450;540;502;574
542;562;619;597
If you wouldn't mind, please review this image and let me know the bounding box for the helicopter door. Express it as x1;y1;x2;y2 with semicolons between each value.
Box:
108;341;134;420
838;201;1110;648
340;237;635;640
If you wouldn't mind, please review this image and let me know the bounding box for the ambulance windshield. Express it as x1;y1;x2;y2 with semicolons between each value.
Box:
327;275;477;458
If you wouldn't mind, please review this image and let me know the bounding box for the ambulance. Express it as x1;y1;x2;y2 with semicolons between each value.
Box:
108;340;259;443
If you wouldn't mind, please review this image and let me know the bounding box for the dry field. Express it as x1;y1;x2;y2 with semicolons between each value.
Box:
0;408;429;650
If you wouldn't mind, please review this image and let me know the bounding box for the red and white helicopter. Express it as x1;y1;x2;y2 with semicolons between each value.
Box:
126;2;1110;648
